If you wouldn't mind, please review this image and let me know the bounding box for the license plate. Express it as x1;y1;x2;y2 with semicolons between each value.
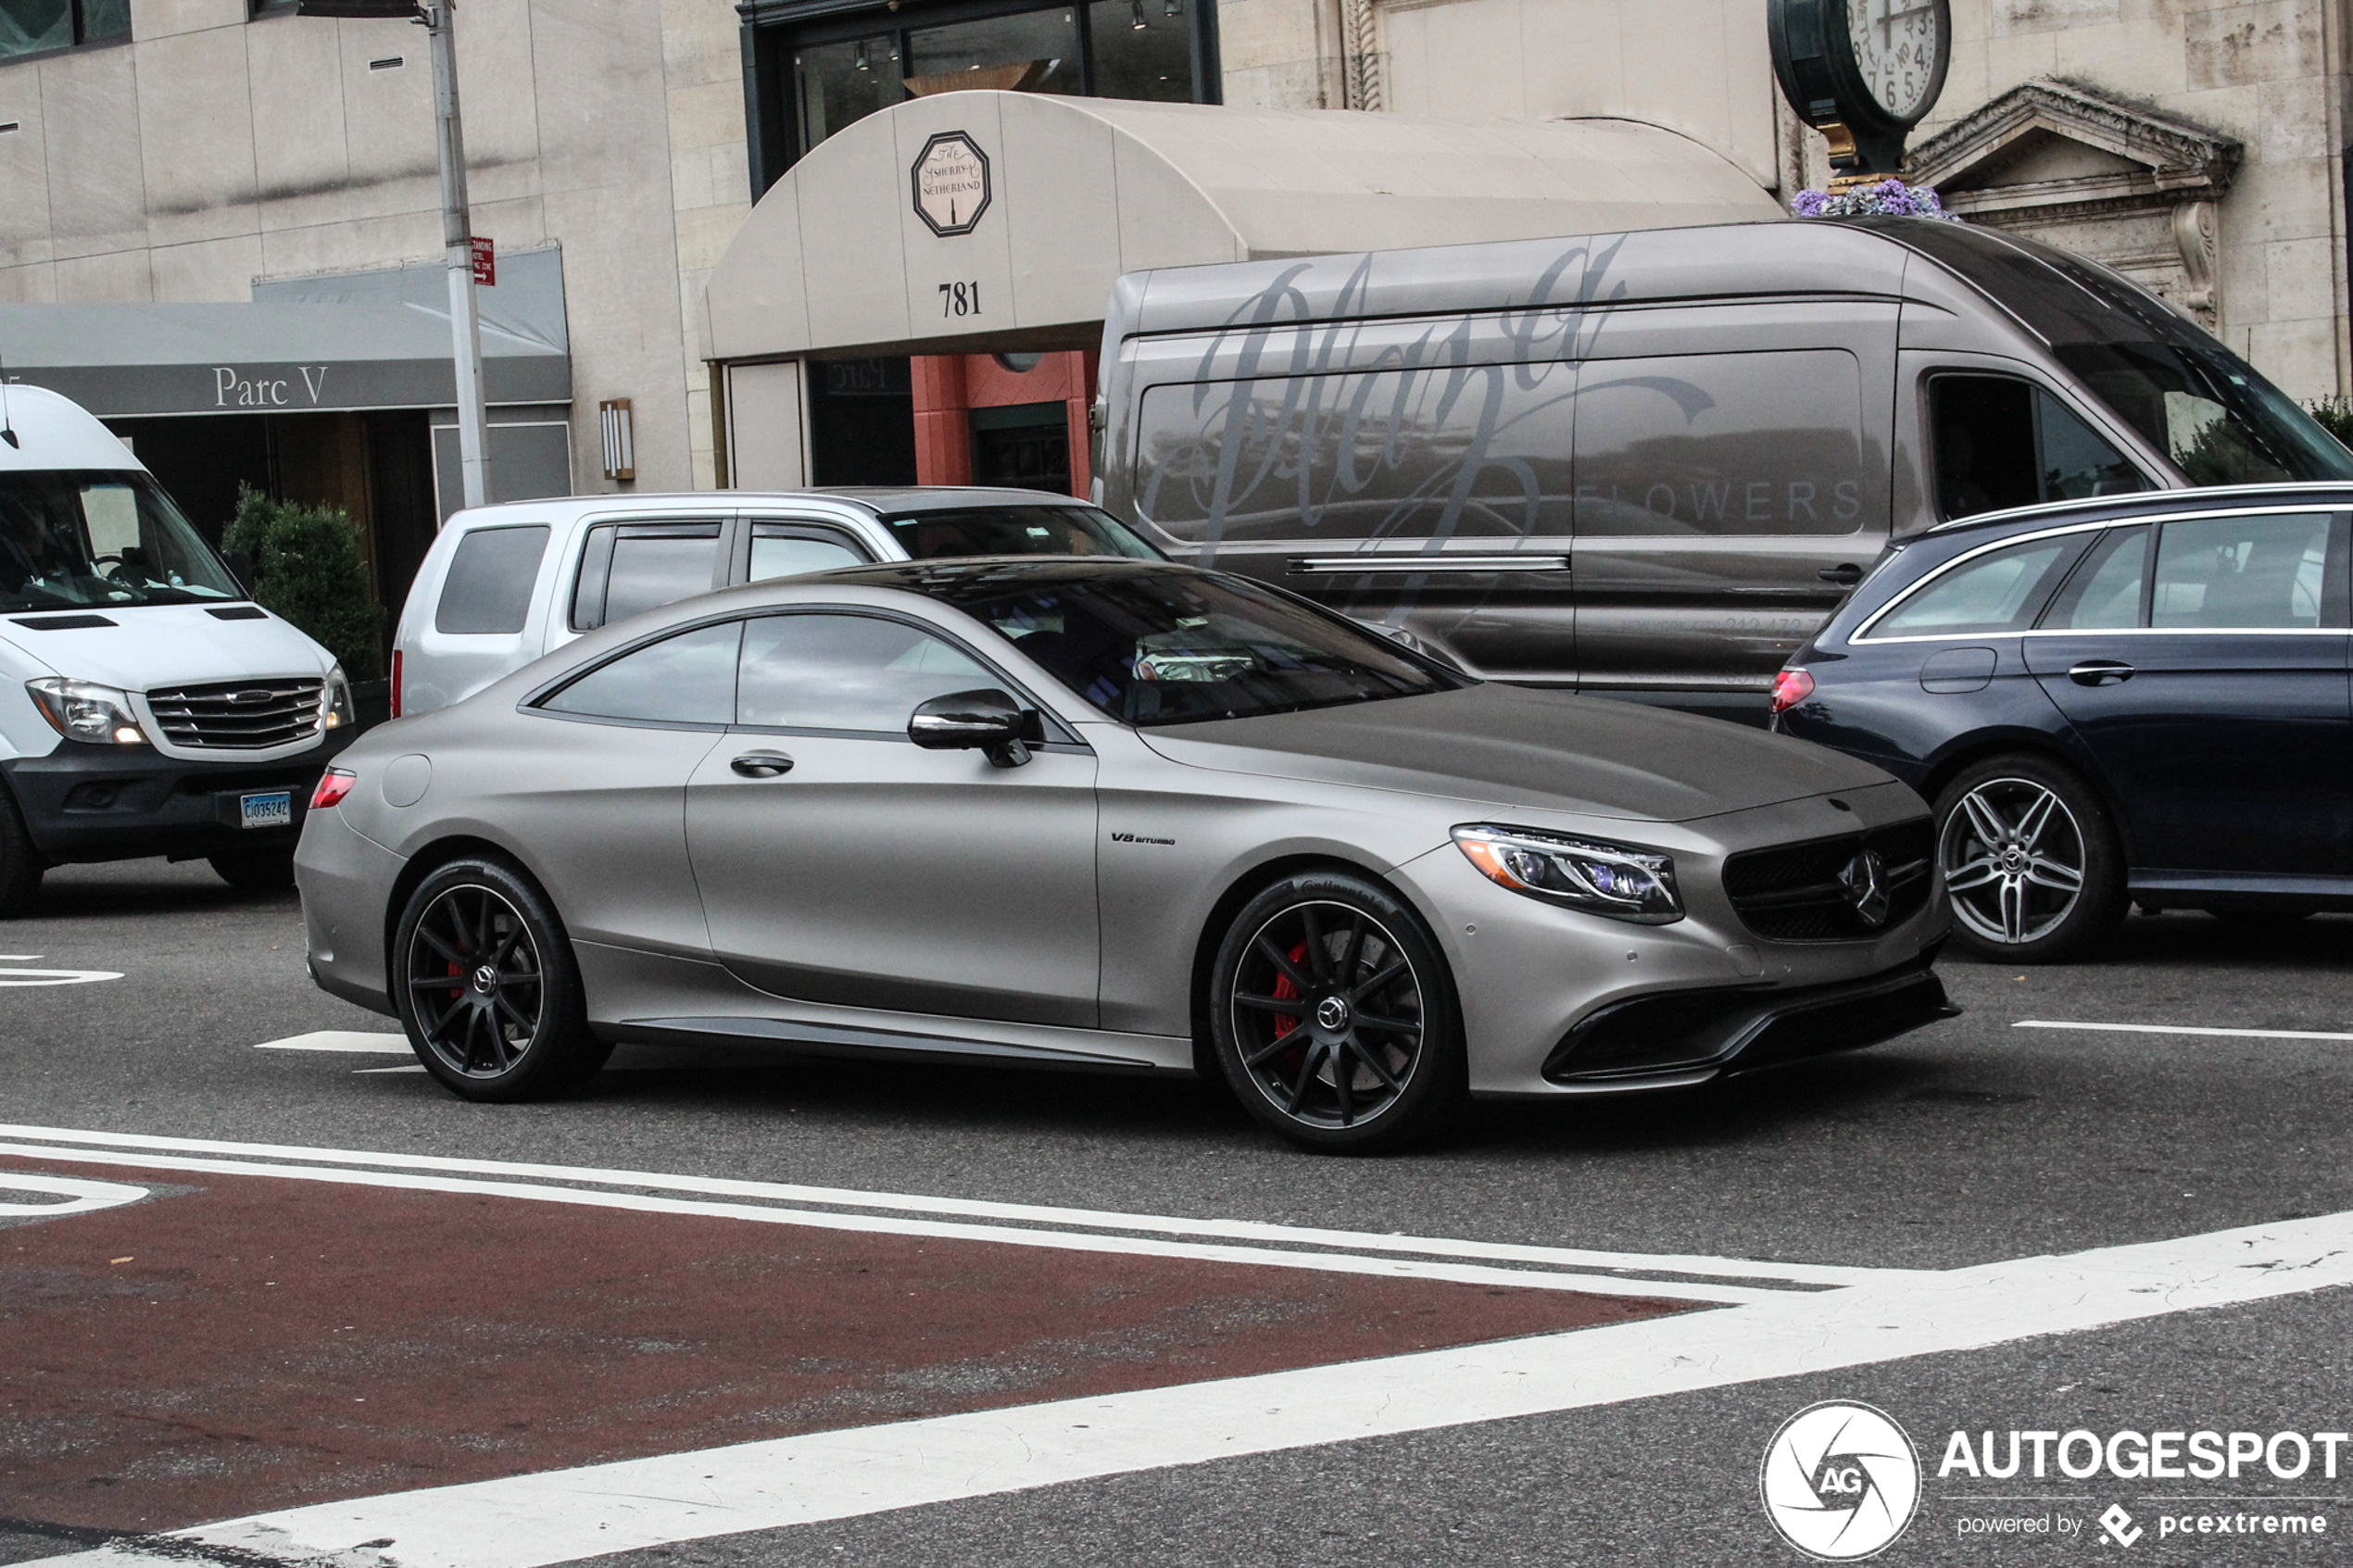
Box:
240;791;293;831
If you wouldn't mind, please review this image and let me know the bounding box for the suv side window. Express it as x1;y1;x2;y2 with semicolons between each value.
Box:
2152;512;2345;630
1870;534;2088;639
571;520;727;632
1931;375;2149;521
435;525;551;634
744;521;871;583
539;621;743;726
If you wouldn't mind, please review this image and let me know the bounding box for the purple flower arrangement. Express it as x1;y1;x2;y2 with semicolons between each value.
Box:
1790;180;1961;220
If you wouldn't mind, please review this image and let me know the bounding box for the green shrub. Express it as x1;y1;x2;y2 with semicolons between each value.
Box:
223;484;386;680
2308;396;2353;453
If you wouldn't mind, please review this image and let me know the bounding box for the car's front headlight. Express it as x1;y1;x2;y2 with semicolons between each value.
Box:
1453;824;1682;924
26;678;150;746
321;665;356;732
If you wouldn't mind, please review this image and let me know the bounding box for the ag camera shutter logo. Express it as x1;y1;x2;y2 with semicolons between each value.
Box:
1760;1400;1922;1560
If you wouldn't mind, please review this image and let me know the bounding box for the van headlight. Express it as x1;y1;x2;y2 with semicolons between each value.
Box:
321;665;356;731
27;679;150;746
1453;824;1682;924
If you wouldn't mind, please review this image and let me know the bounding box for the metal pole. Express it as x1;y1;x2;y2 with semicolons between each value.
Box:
426;0;490;510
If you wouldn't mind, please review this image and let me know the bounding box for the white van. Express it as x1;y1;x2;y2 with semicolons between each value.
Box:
0;386;354;915
392;487;1161;715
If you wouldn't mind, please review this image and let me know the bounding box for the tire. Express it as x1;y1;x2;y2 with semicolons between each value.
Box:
0;782;44;920
1208;869;1466;1152
391;856;611;1102
208;847;297;890
1933;754;2125;964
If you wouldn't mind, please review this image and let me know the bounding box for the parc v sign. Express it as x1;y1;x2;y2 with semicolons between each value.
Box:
912;132;990;237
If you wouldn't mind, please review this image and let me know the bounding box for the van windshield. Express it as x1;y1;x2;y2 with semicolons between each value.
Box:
0;470;243;612
2053;339;2353;485
1860;218;2353;486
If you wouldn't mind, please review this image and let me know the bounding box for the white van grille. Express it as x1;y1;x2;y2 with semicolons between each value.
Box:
146;679;324;749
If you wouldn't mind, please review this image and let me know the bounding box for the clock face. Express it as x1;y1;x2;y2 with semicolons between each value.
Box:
1845;0;1944;123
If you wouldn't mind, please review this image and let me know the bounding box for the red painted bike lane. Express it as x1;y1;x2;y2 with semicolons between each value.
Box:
0;1152;1689;1536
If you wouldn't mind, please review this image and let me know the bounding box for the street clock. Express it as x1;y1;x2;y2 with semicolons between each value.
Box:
1768;0;1951;178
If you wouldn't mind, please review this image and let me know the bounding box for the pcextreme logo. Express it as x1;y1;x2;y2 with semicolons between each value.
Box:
1761;1400;1923;1561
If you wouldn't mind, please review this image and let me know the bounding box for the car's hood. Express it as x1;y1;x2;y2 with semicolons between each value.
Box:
0;605;333;691
1134;684;1898;822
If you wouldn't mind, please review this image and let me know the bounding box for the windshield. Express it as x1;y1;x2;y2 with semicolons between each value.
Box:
881;505;1164;561
2053;340;2353;486
0;470;244;612
932;565;1461;726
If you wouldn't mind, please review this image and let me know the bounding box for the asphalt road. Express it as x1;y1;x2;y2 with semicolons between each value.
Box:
3;856;2350;1566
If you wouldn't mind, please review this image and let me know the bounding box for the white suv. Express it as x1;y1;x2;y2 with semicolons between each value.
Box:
391;487;1161;717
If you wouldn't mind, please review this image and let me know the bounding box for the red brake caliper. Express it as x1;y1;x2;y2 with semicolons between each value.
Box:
1270;940;1310;1038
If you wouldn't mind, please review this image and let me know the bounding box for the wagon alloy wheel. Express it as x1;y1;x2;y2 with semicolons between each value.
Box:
1931;755;2124;964
407;884;546;1076
1940;778;2089;947
1230;899;1428;1133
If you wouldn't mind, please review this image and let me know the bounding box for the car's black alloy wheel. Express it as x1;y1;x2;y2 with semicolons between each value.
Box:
393;858;610;1101
1933;753;2125;963
1211;871;1464;1151
0;782;43;920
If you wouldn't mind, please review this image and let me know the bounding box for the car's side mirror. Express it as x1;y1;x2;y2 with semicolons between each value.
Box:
908;687;1033;768
221;547;256;596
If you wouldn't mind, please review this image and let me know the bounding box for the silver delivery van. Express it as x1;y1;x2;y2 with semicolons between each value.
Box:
1092;217;2353;714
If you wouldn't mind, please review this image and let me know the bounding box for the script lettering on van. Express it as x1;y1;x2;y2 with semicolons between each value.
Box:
1133;246;1869;552
213;365;332;409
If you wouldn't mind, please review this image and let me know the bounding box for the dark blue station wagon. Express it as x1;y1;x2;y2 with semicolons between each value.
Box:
1771;483;2353;961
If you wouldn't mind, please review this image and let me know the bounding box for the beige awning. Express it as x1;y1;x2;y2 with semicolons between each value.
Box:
704;94;1785;363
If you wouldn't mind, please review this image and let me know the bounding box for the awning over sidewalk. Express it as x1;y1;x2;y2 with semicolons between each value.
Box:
0;247;571;417
705;94;1786;363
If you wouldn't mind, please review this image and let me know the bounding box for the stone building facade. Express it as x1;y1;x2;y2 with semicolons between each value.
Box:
0;0;2343;525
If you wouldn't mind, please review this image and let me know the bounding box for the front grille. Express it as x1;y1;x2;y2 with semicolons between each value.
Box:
1722;819;1934;942
146;679;323;749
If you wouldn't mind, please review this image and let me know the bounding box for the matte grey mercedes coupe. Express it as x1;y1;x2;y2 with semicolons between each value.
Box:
296;558;1954;1150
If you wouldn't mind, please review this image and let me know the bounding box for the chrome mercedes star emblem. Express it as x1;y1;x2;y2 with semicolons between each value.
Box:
1315;996;1352;1032
471;964;498;995
1840;847;1891;928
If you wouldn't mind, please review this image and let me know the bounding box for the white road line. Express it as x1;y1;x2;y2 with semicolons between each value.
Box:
26;1210;2353;1568
0;1123;1881;1288
354;1065;429;1074
2015;1019;2353;1042
0;1173;148;1217
0;967;121;987
254;1031;414;1054
0;1139;1780;1303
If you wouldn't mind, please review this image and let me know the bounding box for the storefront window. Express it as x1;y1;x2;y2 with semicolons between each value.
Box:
1088;0;1192;102
747;0;1219;192
1;0;127;61
906;8;1078;96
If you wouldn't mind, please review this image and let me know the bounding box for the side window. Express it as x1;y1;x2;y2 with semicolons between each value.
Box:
1574;349;1869;536
1870;536;2085;639
570;521;725;632
436;525;551;635
1931;375;2148;521
1134;361;1578;545
2152;512;2342;631
2041;526;2149;630
736;614;996;733
746;523;870;583
539;621;743;726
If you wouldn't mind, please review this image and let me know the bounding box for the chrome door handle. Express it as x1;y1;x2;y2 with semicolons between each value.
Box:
2068;660;2135;686
730;751;795;777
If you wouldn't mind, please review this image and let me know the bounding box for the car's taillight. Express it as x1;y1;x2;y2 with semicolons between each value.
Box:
311;769;358;810
389;649;403;720
1769;668;1816;714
